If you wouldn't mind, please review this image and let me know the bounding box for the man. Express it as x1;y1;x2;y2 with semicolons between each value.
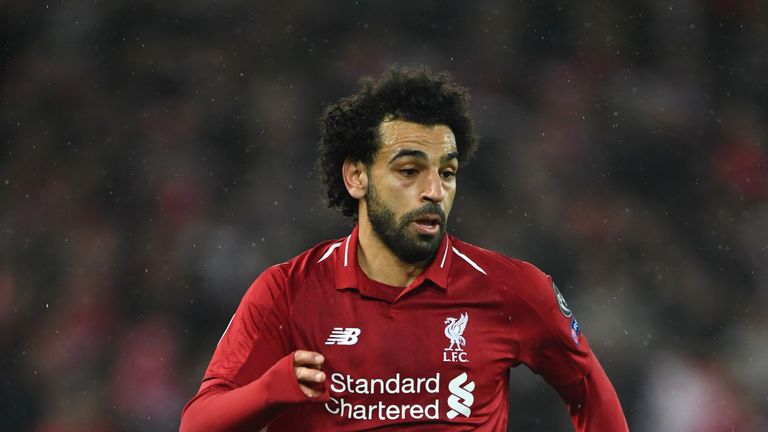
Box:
180;66;628;431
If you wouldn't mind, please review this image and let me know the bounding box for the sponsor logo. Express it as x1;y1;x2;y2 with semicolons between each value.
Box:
443;313;469;363
552;282;573;318
325;327;361;345
324;372;440;421
322;371;478;422
447;372;475;419
328;373;440;395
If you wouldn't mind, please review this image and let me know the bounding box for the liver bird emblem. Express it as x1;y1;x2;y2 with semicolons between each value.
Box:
444;313;468;351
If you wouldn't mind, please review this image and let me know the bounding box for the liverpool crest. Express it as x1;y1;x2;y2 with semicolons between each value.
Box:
443;312;469;363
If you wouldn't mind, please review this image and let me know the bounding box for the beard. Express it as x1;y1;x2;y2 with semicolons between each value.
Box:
366;181;447;264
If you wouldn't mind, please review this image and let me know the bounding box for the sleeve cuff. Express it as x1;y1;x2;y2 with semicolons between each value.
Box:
265;352;330;404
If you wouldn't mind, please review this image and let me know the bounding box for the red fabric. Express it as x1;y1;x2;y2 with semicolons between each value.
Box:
180;227;627;430
556;355;629;431
180;353;327;432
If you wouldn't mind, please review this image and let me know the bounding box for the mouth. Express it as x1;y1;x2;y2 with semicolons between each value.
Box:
411;214;442;236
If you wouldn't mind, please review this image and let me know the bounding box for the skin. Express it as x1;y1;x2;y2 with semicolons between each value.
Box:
351;119;458;285
294;350;326;397
295;119;459;397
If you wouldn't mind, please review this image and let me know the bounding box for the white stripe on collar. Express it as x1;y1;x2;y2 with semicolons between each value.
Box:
452;247;487;275
317;241;342;263
343;234;351;267
439;240;450;268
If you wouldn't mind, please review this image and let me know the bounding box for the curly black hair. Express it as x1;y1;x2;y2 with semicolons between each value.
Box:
317;65;478;217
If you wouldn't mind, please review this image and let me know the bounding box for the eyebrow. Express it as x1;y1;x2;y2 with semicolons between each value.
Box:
389;149;459;164
442;151;459;163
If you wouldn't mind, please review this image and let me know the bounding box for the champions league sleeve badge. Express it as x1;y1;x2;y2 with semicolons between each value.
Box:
570;318;581;345
552;281;581;345
551;282;573;318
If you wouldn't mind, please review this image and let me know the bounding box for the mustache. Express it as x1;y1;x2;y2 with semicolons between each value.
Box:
401;203;447;226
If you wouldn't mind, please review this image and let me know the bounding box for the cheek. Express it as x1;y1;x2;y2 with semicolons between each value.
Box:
383;178;420;201
444;186;457;213
376;183;410;212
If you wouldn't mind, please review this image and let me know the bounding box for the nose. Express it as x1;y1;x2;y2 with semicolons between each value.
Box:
421;169;445;203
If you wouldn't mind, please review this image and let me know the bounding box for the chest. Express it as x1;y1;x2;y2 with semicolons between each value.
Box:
287;282;517;426
293;283;514;367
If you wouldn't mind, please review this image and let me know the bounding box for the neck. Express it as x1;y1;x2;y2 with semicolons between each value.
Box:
356;211;428;287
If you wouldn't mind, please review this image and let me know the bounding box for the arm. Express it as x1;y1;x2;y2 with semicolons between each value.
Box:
555;353;628;432
179;267;328;432
180;351;328;432
509;263;627;431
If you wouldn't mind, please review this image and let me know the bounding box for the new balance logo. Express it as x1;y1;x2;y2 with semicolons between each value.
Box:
324;327;361;345
447;372;475;419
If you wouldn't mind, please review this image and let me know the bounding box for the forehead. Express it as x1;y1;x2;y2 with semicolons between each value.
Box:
376;119;457;158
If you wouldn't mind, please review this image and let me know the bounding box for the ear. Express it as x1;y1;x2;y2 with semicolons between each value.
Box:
342;159;368;200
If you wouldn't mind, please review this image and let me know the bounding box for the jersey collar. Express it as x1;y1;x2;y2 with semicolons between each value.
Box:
334;224;453;300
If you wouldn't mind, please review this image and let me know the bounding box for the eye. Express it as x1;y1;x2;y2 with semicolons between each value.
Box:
400;168;418;177
440;170;456;180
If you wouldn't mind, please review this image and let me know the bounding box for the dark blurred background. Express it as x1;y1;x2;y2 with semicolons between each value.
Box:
1;1;767;431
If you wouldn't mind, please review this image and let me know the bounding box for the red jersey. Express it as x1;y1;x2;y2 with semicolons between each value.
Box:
180;226;627;431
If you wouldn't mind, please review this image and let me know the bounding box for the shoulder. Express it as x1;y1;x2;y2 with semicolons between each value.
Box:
449;237;556;311
244;236;345;301
278;237;346;278
450;237;548;283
